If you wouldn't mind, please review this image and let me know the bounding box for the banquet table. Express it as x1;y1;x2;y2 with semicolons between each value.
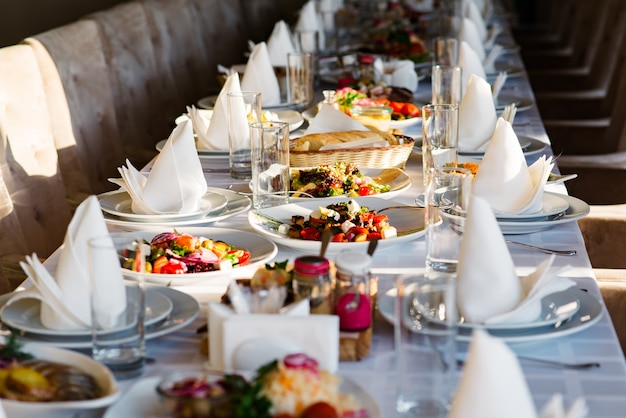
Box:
17;21;626;418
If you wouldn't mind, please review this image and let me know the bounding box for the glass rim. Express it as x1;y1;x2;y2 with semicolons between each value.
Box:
248;121;290;130
422;103;459;111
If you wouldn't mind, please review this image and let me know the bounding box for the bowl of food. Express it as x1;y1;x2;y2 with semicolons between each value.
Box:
0;336;119;417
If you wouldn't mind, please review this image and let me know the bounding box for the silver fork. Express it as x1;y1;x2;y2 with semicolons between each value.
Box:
457;356;599;370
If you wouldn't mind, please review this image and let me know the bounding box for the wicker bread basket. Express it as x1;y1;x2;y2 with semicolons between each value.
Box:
289;134;415;169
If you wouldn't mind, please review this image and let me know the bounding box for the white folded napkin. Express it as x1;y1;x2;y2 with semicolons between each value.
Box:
491;71;507;102
241;42;281;106
459;17;486;61
295;0;326;50
208;300;339;373
472;118;554;215
303;104;370;135
450;330;588;418
459;74;497;152
464;0;488;42
457;196;576;324
456;196;521;324
110;120;206;215
203;73;244;151
8;196;126;331
373;58;419;92
458;41;487;94
267;20;296;68
449;330;537;418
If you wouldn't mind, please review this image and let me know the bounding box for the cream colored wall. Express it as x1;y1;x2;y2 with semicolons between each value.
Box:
0;0;127;47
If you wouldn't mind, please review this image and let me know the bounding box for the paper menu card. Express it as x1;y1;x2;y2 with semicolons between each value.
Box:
207;301;339;373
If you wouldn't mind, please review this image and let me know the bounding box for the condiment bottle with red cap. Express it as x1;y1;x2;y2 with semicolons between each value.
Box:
292;255;333;314
334;252;372;332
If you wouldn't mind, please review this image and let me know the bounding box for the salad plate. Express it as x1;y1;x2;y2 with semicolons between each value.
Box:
301;104;421;130
103;375;381;418
288;166;412;201
98;190;228;222
248;196;426;254
101;187;251;230
378;287;601;343
116;227;278;286
0;286;173;337
1;287;201;349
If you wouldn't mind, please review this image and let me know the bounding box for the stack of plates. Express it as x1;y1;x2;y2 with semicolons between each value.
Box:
0;287;200;349
97;187;251;230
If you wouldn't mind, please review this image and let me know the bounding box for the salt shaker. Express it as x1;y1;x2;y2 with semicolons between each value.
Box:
334;252;372;331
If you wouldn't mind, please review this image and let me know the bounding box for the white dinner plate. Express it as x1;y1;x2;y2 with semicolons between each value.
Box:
117;227;278;286
495;95;534;112
0;342;119;417
378;287;601;343
493;192;570;221
0;287;173;337
301;104;421;130
378;287;581;331
288;166;412;201
248;196;426;255
102;187;251;230
498;194;590;235
4;286;200;349
175;109;304;133
98;190;228;222
103;375;381;418
155;139;229;159
414;136;547;157
198;95;297;111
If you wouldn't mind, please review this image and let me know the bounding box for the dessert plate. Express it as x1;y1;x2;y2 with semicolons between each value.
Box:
98;190;228;222
414;136;547;157
0;286;173;337
493;192;570;221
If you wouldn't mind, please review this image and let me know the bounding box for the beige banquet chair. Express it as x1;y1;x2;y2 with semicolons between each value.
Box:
0;43;75;291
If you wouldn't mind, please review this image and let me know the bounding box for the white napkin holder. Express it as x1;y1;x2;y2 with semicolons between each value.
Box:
207;300;339;373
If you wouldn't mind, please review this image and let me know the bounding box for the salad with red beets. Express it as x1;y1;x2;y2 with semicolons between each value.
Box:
121;231;251;274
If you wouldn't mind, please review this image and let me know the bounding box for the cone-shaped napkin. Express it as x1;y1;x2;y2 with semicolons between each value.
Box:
459;17;486;61
449;329;538;418
241;42;281;107
295;0;326;50
202;73;243;151
457;196;576;325
458;41;487;94
110;120;207;215
472;118;553;215
457;196;521;323
465;0;488;42
459;74;497;152
303;104;370;135
539;394;589;418
373;58;419;92
267;20;296;68
9;196;126;330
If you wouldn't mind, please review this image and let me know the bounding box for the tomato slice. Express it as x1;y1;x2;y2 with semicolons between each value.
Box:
160;260;187;274
403;102;420;117
331;232;346;242
389;101;405;113
300;227;322;241
367;232;382;240
358;186;375;196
